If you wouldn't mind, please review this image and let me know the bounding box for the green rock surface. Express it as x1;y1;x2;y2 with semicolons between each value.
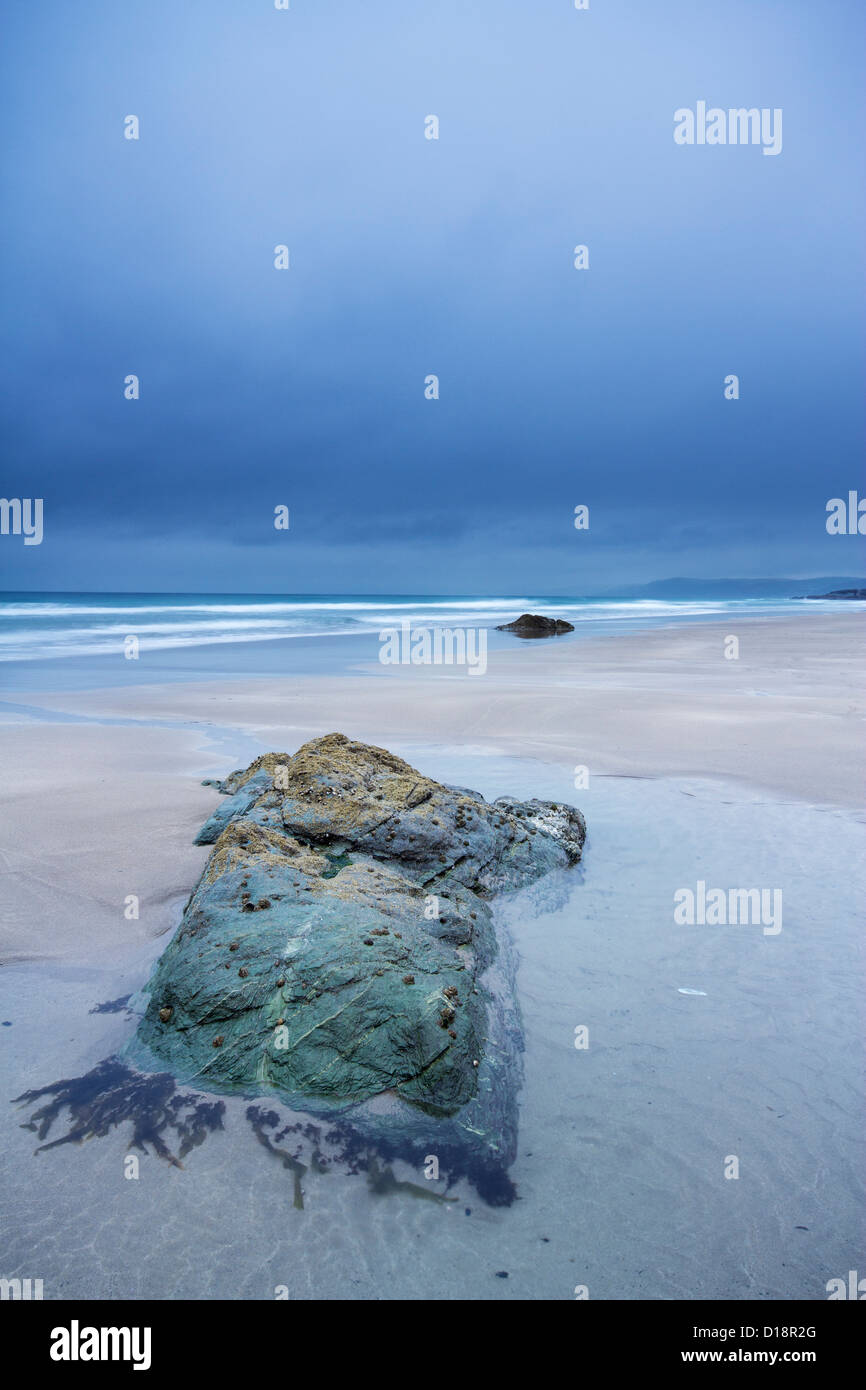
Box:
128;733;586;1200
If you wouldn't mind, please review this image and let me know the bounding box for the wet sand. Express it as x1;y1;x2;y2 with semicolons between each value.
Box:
0;612;863;1300
2;612;862;963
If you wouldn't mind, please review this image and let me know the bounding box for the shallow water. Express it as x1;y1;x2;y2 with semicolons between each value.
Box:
0;749;863;1300
2;592;861;692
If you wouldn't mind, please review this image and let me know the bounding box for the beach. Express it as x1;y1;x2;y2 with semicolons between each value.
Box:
4;0;864;1327
1;609;864;1300
3;611;863;966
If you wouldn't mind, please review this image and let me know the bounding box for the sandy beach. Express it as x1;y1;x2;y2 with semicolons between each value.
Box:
1;610;863;1300
2;611;863;964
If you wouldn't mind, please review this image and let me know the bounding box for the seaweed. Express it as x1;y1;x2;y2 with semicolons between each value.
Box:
366;1158;457;1204
318;1114;517;1207
245;1104;308;1209
12;1058;516;1206
89;995;133;1015
13;1057;225;1168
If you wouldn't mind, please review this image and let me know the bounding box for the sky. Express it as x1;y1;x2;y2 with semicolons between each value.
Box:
1;0;864;594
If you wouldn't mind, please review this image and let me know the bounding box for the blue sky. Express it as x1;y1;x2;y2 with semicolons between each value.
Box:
1;0;863;593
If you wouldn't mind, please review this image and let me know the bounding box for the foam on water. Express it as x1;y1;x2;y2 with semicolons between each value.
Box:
3;592;857;666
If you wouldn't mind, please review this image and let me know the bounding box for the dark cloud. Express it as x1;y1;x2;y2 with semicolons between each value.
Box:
1;0;863;590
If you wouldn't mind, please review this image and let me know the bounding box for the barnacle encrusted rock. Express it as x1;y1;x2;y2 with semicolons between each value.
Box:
129;734;585;1200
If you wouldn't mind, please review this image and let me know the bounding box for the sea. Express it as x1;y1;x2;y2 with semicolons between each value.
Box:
0;591;857;690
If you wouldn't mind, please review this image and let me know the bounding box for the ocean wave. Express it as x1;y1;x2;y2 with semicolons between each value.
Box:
0;627;368;662
0;595;852;664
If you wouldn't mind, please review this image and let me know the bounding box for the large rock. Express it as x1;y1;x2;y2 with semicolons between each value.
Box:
128;734;585;1200
496;612;575;637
